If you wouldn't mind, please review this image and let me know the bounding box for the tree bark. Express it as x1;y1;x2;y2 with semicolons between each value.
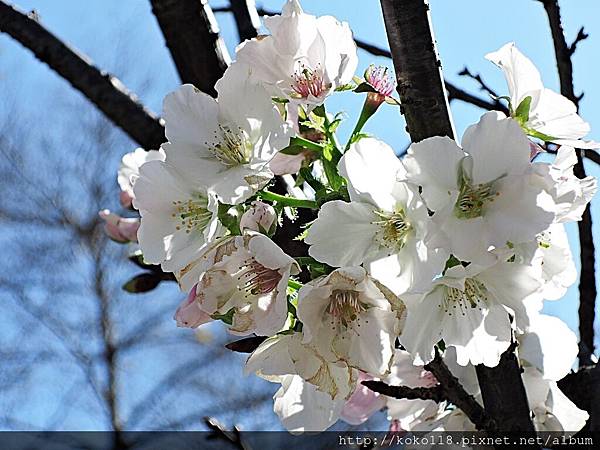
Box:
379;0;536;436
0;1;165;150
379;0;455;142
229;0;261;42
150;0;230;97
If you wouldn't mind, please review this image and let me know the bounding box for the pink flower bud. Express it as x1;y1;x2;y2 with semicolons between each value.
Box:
98;209;140;243
120;190;134;209
174;284;212;328
340;372;386;425
240;201;277;233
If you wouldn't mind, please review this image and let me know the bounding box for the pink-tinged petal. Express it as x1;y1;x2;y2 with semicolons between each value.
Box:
240;201;277;233
340;372;386;425
99;210;140;243
174;284;213;328
269;152;306;175
120;190;133;209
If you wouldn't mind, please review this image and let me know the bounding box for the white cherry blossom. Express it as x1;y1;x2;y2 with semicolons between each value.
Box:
245;332;356;432
117;147;164;207
234;0;358;109
531;145;597;223
306;138;446;294
132;160;221;280
297;267;402;376
403;111;556;264
161;64;292;204
486;42;599;149
176;233;299;336
400;259;541;367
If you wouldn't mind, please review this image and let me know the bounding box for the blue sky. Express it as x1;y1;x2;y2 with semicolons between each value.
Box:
1;0;599;430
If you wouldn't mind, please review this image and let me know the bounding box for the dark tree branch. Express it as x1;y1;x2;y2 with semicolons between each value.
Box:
379;0;455;142
475;343;537;435
150;0;230;97
558;364;600;432
569;26;589;56
425;355;497;433
459;66;499;98
376;0;535;435
229;0;261;42
362;380;445;402
0;1;165;150
538;0;596;367
204;416;250;450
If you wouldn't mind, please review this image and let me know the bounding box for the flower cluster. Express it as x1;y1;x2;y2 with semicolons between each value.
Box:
103;0;597;434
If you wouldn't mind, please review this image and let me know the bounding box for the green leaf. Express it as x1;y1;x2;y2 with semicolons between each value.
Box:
513;96;532;125
122;273;162;293
217;203;241;235
279;144;305;155
354;82;377;93
335;83;356;92
211;308;236;326
523;126;557;142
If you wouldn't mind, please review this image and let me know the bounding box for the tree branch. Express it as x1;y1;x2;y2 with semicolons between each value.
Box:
377;0;535;435
475;343;537;434
362;380;445;403
379;0;455;141
229;0;261;42
459;66;499;98
538;0;597;367
150;0;230;97
425;355;497;433
0;1;164;150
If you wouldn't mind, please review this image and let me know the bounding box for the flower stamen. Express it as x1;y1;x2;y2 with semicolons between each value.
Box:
440;278;489;316
237;261;282;297
290;63;328;99
372;209;412;252
206;124;252;166
327;289;367;328
172;195;212;234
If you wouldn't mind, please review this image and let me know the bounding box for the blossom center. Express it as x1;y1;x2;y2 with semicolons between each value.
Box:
327;289;367;328
172;195;212;234
373;209;412;252
440;278;489;316
290;64;328;99
454;180;499;219
237;261;282;297
207;124;252;166
365;65;396;97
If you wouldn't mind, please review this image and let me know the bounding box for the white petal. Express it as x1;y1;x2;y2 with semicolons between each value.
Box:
340;138;403;210
462;111;531;183
485;42;544;107
306;200;380;267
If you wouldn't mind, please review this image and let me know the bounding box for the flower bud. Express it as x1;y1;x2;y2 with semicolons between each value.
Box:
174;284;212;328
239;201;277;233
98;209;140;243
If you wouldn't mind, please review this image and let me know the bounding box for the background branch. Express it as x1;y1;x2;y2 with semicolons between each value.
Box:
150;0;230;97
0;1;164;149
229;0;261;42
538;0;597;367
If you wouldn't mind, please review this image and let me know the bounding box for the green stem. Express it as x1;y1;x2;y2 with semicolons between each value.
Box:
290;136;324;153
345;93;382;151
260;190;318;209
287;279;303;290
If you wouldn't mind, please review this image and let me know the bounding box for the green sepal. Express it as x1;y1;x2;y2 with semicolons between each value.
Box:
217;203;241;235
211;308;235;326
513;96;532;126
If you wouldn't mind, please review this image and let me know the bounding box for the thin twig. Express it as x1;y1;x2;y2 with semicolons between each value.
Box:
362;380;445;402
458;66;499;98
0;1;165;149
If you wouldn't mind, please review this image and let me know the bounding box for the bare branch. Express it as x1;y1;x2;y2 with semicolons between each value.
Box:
569;26;589;56
425;355;497;433
362;380;445;402
458;66;499;98
0;1;165;150
229;0;261;42
379;0;455;141
204;416;250;450
475;343;537;435
150;0;230;97
537;0;597;367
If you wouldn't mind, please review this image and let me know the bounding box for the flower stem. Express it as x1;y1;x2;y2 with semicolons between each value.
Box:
287;279;303;290
345;93;382;150
290;136;324;153
259;190;318;209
